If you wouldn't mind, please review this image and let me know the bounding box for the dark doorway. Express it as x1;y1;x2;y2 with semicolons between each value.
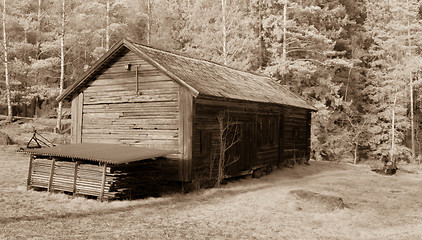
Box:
227;121;257;175
278;114;284;165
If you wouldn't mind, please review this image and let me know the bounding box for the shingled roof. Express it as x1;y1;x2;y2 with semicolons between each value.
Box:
58;39;315;110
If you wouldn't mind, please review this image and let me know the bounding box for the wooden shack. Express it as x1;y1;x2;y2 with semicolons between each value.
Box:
56;38;316;184
23;143;177;200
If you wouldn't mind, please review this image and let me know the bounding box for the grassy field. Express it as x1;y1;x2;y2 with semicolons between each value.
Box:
1;144;422;240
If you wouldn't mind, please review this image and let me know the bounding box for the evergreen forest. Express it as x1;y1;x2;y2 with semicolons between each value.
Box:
1;0;422;165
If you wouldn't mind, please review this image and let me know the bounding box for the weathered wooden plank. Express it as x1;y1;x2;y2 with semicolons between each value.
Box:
100;60;156;74
27;155;34;189
178;87;184;174
83;124;179;131
71;93;83;143
85;77;175;88
83;92;178;105
82;128;178;134
82;133;178;140
73;161;79;195
75;92;84;143
83;102;178;111
178;86;193;182
84;84;179;95
47;158;56;192
99;163;107;202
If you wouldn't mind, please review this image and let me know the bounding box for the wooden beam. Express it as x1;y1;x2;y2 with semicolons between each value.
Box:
71;92;83;143
71;95;78;143
178;87;193;181
77;92;83;143
27;154;34;190
47;158;56;192
99;163;107;201
135;65;139;94
73;160;79;195
306;111;312;160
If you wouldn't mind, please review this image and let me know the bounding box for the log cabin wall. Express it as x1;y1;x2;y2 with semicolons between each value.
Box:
192;96;312;181
72;48;185;180
281;107;311;164
63;40;316;184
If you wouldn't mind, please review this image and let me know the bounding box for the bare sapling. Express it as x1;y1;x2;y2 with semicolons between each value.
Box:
343;112;368;165
3;0;13;123
211;111;242;187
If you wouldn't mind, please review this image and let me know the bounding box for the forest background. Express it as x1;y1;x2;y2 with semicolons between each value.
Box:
0;0;421;165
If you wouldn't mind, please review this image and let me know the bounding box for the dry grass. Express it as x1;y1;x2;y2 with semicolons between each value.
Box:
1;145;422;240
0;117;71;146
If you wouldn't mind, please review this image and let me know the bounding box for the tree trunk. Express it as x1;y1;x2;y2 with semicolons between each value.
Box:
37;0;42;60
106;0;110;51
282;1;287;80
221;0;227;65
3;0;12;122
257;0;265;68
391;90;397;164
147;0;151;44
410;70;415;160
354;142;358;165
56;0;65;133
216;113;225;187
407;8;415;162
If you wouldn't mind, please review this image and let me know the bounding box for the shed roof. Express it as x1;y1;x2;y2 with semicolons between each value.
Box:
21;143;177;164
58;39;316;110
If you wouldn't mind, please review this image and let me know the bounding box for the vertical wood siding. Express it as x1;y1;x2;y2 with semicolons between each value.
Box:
281;108;310;163
71;92;83;143
178;86;193;181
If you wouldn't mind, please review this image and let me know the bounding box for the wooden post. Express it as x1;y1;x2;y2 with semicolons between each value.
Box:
71;92;83;143
47;158;56;192
178;87;193;181
27;154;34;190
135;65;139;94
73;160;79;195
99;163;107;201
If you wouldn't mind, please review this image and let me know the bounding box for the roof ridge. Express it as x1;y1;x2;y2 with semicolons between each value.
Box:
125;38;315;111
125;38;272;80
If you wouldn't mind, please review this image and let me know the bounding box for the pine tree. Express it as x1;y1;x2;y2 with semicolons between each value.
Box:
56;0;65;133
2;0;12;122
363;0;422;162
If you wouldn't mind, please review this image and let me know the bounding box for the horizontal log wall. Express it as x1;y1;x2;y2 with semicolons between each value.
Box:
282;107;311;164
27;156;170;200
193;98;275;179
192;97;311;181
80;49;180;156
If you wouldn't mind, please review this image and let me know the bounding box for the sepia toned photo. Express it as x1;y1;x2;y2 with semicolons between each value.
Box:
1;0;422;239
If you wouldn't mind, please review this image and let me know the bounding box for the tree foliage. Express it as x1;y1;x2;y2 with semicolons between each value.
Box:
1;0;422;163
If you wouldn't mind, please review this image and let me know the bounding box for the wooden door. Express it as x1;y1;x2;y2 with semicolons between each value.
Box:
278;114;284;165
228;121;257;175
244;121;257;169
